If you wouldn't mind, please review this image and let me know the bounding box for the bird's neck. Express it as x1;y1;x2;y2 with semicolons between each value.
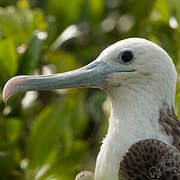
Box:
95;88;174;180
107;87;173;154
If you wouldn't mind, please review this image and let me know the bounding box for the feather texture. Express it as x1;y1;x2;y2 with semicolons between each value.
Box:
119;139;180;180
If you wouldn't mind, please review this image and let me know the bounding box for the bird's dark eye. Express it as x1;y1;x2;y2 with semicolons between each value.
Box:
120;50;134;64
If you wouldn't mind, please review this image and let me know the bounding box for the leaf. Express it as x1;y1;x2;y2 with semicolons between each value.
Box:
0;5;48;45
27;102;65;168
154;0;170;21
166;0;180;23
88;0;104;22
34;140;88;180
46;50;77;73
17;0;29;9
124;0;155;22
18;31;47;74
4;118;22;143
87;91;106;123
0;117;22;179
0;38;17;80
47;0;83;29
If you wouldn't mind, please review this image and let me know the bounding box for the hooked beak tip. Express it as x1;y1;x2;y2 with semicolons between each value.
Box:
3;76;25;104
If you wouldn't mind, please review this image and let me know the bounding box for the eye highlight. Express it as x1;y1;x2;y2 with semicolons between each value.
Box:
119;50;134;64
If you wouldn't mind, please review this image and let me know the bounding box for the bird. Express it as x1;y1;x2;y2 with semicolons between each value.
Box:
3;38;180;180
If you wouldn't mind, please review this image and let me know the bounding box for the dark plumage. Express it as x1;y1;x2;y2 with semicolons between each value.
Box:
119;139;180;180
159;107;180;151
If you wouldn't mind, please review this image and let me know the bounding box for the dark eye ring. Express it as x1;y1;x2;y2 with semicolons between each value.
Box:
119;50;134;64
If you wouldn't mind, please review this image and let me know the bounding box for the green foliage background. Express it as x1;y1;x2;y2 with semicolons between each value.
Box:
0;0;180;179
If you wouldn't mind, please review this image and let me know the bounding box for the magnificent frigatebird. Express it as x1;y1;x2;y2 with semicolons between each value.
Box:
3;38;180;180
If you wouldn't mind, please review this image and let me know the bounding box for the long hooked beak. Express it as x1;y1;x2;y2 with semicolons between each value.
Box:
3;61;132;104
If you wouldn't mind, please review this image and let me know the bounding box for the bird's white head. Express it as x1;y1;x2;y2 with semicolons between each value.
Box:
97;38;177;108
3;38;177;110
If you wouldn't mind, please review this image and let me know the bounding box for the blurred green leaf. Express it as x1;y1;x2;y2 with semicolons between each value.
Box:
0;38;17;80
124;0;155;21
27;103;63;168
47;50;77;72
0;4;47;45
4;118;22;143
0;117;22;179
167;0;180;23
18;31;47;74
47;0;83;29
87;91;106;123
88;0;104;22
154;0;170;21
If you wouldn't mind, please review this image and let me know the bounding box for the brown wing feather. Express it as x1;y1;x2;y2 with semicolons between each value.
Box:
159;107;180;151
119;139;180;180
